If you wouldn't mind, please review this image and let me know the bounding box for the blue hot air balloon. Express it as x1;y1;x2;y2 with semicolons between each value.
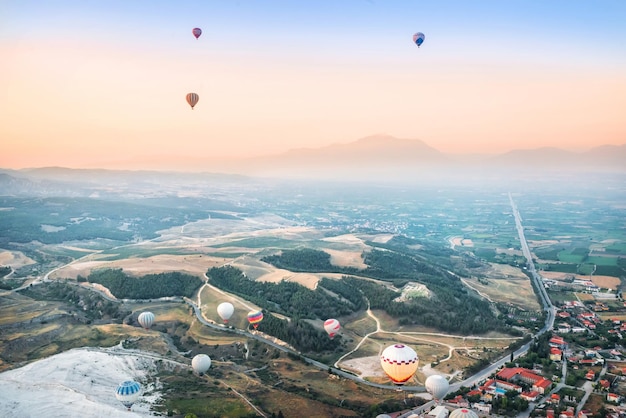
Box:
413;32;425;48
115;380;142;410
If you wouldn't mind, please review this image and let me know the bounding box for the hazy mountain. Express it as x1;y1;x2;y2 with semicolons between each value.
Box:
219;135;626;180
226;134;454;180
486;144;626;171
1;137;624;192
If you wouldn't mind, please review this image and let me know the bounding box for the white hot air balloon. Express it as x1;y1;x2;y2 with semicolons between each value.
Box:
217;302;234;323
192;354;212;375
323;318;340;338
425;374;450;401
449;408;479;418
137;311;155;329
115;380;141;410
380;343;419;385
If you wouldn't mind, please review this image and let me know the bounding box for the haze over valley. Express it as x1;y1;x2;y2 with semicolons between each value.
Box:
2;0;626;416
1;157;625;417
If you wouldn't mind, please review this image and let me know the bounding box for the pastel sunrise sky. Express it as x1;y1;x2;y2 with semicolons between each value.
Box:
2;0;625;170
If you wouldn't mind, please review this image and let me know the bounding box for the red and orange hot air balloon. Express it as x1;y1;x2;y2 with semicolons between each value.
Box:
247;310;263;329
192;27;202;39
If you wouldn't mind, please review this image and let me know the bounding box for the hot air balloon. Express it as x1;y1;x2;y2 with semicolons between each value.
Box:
192;27;202;39
412;32;425;48
115;380;141;410
324;318;340;338
217;302;234;323
137;311;155;329
449;408;478;418
186;93;199;110
380;343;419;385
425;374;449;401
192;354;212;375
247;310;263;329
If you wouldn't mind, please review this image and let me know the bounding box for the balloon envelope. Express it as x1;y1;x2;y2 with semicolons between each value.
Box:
413;32;425;47
186;93;199;109
449;409;479;418
137;311;154;329
380;343;419;385
324;318;340;338
217;302;234;323
192;354;212;375
192;27;202;39
425;374;449;400
247;310;263;329
115;380;141;409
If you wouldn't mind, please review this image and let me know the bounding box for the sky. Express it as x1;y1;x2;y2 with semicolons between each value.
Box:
2;0;626;170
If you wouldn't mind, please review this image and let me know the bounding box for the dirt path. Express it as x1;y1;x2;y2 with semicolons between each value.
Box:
335;298;521;380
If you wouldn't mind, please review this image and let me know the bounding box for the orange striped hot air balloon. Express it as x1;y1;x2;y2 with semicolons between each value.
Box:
247;310;263;329
186;93;199;109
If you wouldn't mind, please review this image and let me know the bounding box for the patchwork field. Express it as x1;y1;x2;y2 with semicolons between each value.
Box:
463;263;542;310
540;271;621;290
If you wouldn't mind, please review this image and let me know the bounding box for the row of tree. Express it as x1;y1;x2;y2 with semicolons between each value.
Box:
84;268;203;299
207;265;355;319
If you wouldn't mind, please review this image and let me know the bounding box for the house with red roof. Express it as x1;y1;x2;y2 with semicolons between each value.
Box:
466;389;482;398
607;393;620;403
520;390;540;402
582;319;596;329
495;366;552;394
533;378;552;394
447;394;469;408
550;347;562;361
549;336;567;348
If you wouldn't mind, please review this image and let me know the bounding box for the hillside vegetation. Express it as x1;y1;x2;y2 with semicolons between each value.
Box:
84;268;203;299
208;247;519;351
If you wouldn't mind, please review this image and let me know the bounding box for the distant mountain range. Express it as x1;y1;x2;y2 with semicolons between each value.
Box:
1;135;624;192
202;134;626;178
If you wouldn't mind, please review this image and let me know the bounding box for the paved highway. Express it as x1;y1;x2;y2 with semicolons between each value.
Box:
397;194;558;417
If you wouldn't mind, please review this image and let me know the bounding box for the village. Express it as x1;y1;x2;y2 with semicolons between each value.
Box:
413;280;626;418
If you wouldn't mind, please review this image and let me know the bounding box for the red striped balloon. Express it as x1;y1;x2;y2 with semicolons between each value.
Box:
186;93;199;109
324;318;340;338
